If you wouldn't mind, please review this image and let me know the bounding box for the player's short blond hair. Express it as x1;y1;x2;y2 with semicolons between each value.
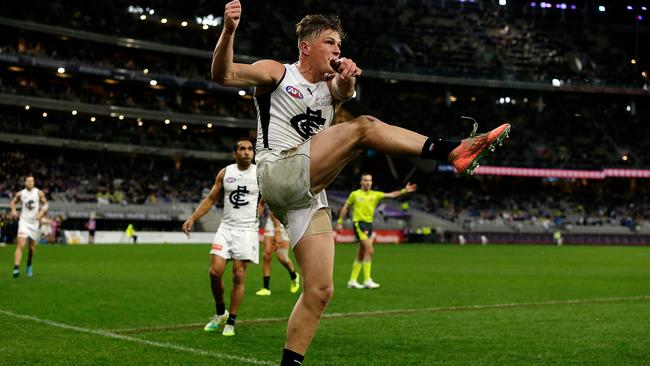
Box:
295;15;346;44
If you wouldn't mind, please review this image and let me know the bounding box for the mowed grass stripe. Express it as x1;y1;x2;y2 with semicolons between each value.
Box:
109;294;650;334
0;309;275;366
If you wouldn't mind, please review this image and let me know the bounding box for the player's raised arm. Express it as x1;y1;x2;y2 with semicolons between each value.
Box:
182;169;226;236
10;192;21;218
36;190;48;220
383;182;417;198
211;0;284;87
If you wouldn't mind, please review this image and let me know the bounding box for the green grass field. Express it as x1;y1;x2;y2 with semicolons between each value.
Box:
1;243;649;365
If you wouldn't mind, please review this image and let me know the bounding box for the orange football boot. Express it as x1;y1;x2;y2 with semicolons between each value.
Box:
449;121;511;175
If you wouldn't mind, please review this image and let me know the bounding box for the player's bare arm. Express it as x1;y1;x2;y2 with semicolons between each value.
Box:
383;182;418;199
211;0;284;88
36;190;49;220
10;192;20;218
329;57;362;102
182;168;225;236
336;202;351;231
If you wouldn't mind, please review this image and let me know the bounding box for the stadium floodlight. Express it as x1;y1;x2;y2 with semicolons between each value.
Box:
207;123;213;128
626;6;633;10
137;121;144;127
505;97;511;103
642;6;647;11
642;71;648;78
140;15;146;20
530;2;537;7
149;79;158;86
42;112;48;118
57;67;65;74
203;24;209;30
622;155;629;161
143;68;149;74
182;124;188;130
598;5;605;12
570;4;577;9
24;105;30;110
638;15;644;20
626;105;632;112
118;115;125;120
90;116;96;122
148;9;155;15
161;18;168;24
523;97;529;102
499;97;505;104
238;90;246;96
499;0;507;5
71;110;78;115
552;78;562;87
181;21;188;27
631;59;637;64
164;119;171;124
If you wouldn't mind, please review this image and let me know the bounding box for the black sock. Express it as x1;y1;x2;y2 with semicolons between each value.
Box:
216;302;226;316
13;265;19;271
210;273;224;314
289;271;297;280
27;249;33;267
226;313;236;326
263;276;270;289
420;137;460;161
281;348;304;366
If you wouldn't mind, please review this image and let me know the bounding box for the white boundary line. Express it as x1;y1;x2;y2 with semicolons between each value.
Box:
109;294;650;334
0;309;275;366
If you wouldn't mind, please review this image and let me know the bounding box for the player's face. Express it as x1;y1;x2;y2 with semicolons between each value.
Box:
308;29;342;74
25;176;35;189
360;175;372;191
233;140;254;166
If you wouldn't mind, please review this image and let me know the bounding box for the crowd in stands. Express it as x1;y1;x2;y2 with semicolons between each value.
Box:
358;78;649;168
0;146;219;204
0;106;247;153
406;175;649;231
2;0;646;86
0;72;256;119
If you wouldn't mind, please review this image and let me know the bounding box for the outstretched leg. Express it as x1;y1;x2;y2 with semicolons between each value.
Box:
310;115;510;192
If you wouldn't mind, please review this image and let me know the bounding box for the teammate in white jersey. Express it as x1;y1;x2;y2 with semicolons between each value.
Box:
255;209;300;296
212;2;511;363
182;138;262;337
10;175;48;278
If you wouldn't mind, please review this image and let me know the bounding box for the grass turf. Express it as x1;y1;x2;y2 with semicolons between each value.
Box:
1;243;649;365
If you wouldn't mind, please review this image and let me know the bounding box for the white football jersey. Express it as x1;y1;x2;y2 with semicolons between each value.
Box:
19;188;40;222
220;164;259;230
254;62;336;163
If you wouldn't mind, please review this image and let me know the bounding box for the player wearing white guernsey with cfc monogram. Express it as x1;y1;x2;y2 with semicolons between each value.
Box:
10;175;48;278
182;138;262;337
212;2;511;363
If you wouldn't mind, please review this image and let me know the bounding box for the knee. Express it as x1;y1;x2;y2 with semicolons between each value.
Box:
232;268;246;285
351;115;381;138
305;283;334;311
209;266;221;279
263;251;272;263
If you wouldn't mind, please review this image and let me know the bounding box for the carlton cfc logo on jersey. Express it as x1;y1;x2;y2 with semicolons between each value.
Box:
285;85;304;99
225;177;236;183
